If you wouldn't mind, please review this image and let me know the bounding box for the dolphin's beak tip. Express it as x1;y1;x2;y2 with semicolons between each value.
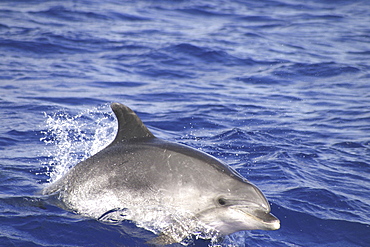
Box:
269;217;280;230
272;220;280;230
265;213;280;230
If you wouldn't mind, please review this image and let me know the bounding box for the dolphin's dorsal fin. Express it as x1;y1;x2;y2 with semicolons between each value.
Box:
109;103;155;145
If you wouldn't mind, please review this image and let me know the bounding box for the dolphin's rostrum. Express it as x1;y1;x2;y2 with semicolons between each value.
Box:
43;103;280;244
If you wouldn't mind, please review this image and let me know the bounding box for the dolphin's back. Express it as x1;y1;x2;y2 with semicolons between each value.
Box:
45;137;243;195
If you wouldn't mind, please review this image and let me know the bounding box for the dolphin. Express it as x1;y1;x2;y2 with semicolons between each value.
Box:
43;103;280;245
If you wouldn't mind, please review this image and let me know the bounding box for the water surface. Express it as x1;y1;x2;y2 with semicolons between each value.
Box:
1;0;369;246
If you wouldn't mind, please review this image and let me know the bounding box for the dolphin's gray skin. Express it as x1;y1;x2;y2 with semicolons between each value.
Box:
43;103;280;244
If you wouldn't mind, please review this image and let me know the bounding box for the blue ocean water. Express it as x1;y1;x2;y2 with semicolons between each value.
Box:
1;0;369;246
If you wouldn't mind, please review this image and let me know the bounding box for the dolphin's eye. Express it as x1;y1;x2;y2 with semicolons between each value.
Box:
217;197;227;206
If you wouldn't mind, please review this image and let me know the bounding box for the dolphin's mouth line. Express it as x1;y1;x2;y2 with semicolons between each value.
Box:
233;207;279;226
234;208;264;222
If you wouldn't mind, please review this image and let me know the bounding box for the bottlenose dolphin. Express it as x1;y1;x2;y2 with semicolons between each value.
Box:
43;103;279;245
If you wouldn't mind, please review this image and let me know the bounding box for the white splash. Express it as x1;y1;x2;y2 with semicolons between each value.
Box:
40;104;116;182
98;204;222;246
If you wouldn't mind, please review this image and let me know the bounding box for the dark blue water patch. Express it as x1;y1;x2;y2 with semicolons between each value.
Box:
20;97;106;106
332;141;365;149
0;38;88;55
0;74;14;80
174;6;236;18
232;143;279;161
0;169;40;195
150;116;223;133
0;137;18;148
236;15;282;23
0;8;20;21
348;50;370;56
282;187;354;213
5;130;38;143
291;152;320;165
135;92;202;103
34;33;112;53
334;160;370;175
139;67;197;79
0;23;10;32
0;210;137;246
160;43;261;67
112;29;170;41
235;75;287;85
101;44;153;58
179;131;261;161
245;128;307;145
268;94;302;102
91;81;147;88
311;0;360;5
0;196;47;214
242;32;265;39
250;166;287;186
29;5;110;22
297;13;345;21
108;11;152;21
193;104;241;116
274;62;361;79
272;204;369;246
209;128;252;143
0;237;38;247
339;33;370;46
0;85;19;91
342;160;369;170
